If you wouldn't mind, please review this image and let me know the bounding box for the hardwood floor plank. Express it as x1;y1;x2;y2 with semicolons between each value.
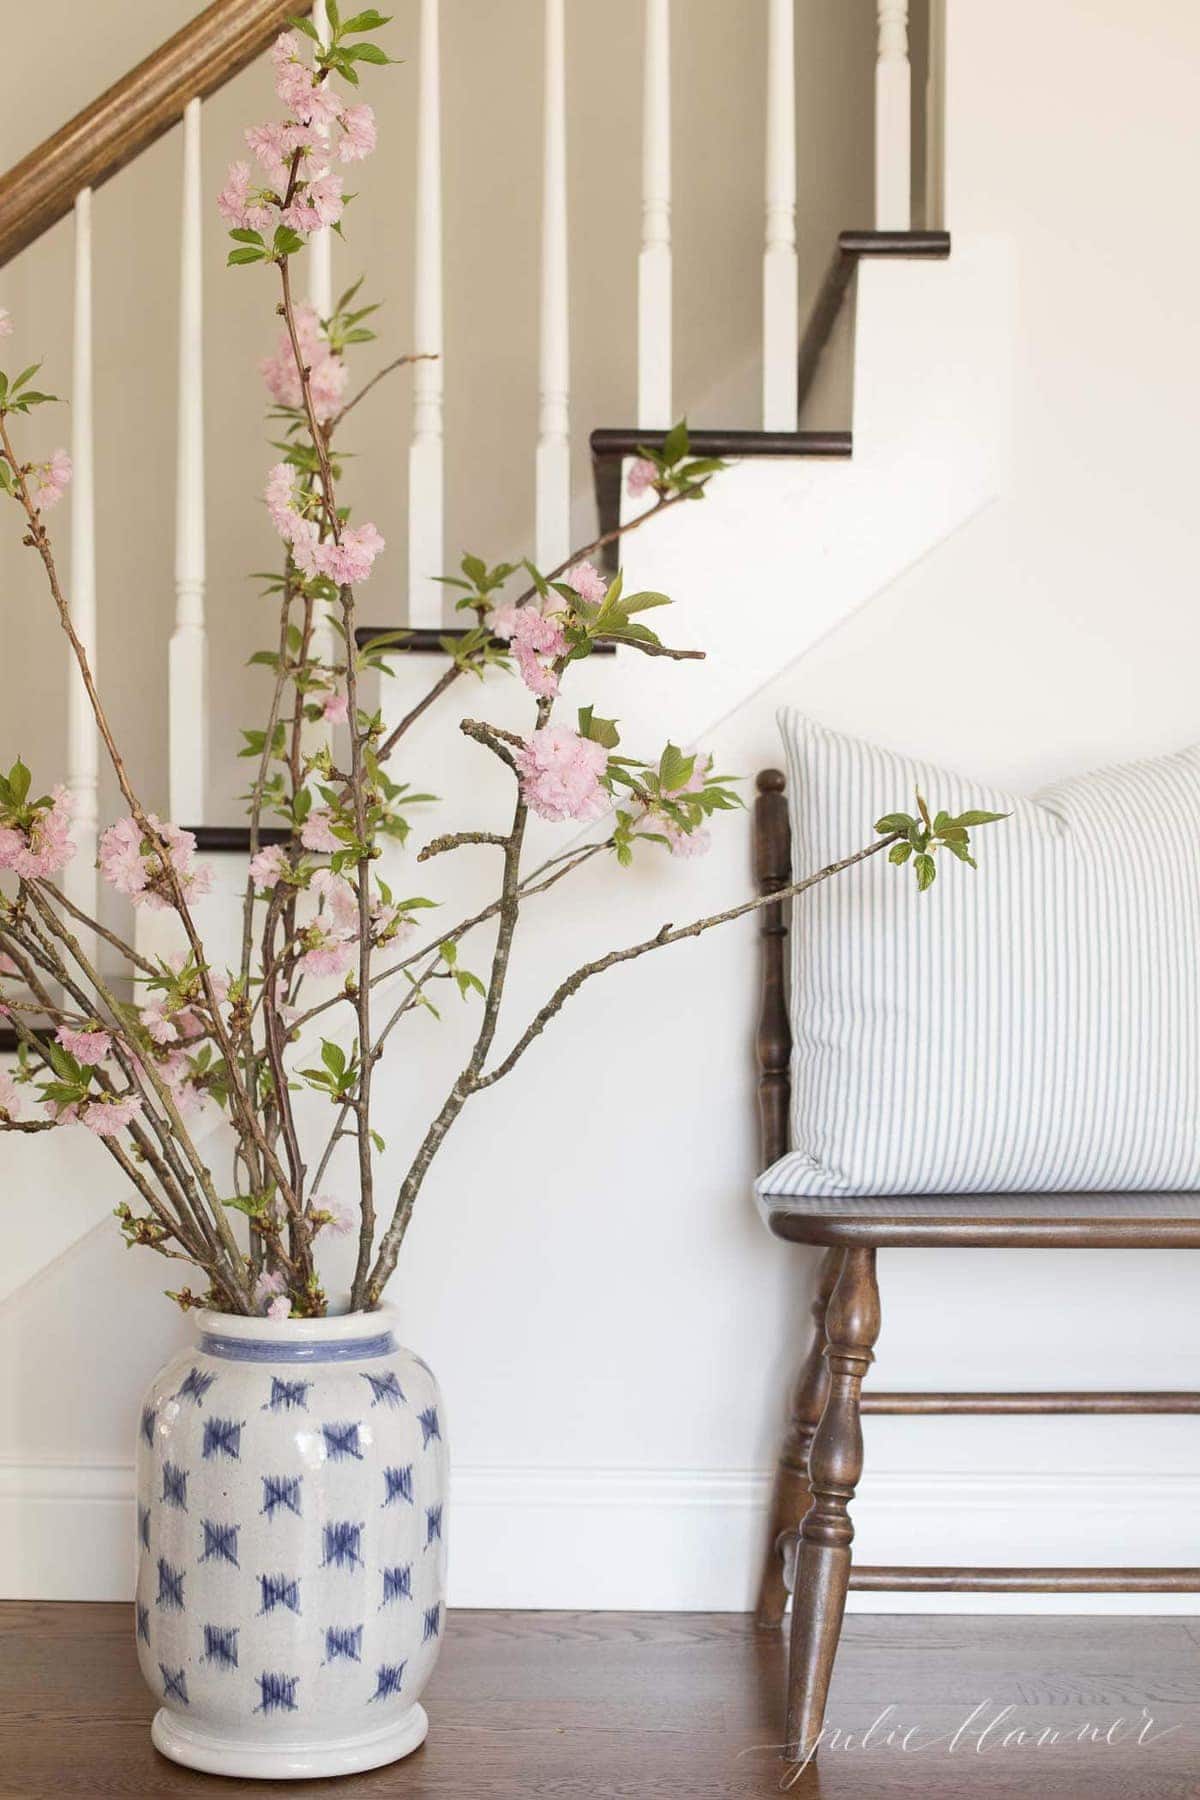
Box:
0;1604;1197;1798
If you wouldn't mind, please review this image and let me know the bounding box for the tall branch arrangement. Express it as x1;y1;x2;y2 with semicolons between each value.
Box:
0;12;1004;1316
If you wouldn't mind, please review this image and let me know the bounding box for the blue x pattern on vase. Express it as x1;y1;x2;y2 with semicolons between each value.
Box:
135;1312;448;1770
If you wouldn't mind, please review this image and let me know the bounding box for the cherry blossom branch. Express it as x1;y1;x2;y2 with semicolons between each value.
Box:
0;412;289;1211
331;353;435;431
474;835;900;1091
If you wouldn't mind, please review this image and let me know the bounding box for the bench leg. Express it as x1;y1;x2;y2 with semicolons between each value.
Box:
784;1246;881;1765
755;1248;843;1628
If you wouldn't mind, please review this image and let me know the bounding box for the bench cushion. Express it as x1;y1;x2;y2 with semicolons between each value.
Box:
756;714;1200;1206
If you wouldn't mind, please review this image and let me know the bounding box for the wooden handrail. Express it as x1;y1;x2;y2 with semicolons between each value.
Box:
0;0;312;269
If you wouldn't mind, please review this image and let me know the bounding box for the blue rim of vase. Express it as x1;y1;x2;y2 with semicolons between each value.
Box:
198;1331;396;1364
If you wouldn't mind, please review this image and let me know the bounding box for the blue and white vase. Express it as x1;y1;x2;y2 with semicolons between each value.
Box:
134;1306;448;1780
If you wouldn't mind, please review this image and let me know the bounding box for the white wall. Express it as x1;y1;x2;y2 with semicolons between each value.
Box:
4;0;1200;1613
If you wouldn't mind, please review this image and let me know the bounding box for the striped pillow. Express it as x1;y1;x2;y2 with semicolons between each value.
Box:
756;712;1200;1202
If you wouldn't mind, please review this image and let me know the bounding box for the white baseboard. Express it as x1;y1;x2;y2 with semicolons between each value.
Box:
2;1460;1197;1613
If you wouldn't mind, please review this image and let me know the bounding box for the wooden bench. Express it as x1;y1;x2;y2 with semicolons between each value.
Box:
751;768;1200;1765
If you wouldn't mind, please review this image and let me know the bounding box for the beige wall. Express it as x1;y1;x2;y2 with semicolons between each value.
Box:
0;0;874;833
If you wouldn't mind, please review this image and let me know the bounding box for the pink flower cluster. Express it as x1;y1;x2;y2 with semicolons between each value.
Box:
219;33;377;248
59;1091;142;1138
566;560;607;604
56;1024;112;1066
0;308;12;338
515;727;609;823
31;449;72;512
627;457;658;498
264;462;385;586
249;842;290;889
310;1194;355;1237
0;1068;27;1120
260;305;346;423
298;867;359;977
98;815;214;911
510;608;567;699
0;786;75;879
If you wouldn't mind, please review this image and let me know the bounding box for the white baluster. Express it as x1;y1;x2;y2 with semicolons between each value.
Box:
308;1;336;739
170;100;207;828
762;0;797;429
924;0;945;229
308;0;334;318
407;0;444;628
535;0;570;571
875;0;912;229
66;189;98;964
638;0;671;429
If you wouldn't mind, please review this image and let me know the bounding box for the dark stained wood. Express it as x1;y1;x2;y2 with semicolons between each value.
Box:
186;824;291;854
0;1;312;269
786;1246;881;1764
755;1248;842;1630
752;768;792;1172
589;429;852;574
3;1603;1199;1797
796;227;952;412
352;625;615;656
850;1568;1200;1594
768;1208;1200;1250
862;1391;1200;1415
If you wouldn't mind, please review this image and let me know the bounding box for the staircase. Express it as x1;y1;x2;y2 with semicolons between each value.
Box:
0;0;1018;1306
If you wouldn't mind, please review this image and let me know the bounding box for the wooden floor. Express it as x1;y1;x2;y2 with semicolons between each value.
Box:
1;1604;1199;1798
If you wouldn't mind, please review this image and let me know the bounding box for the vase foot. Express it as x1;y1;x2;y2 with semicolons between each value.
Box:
151;1703;429;1780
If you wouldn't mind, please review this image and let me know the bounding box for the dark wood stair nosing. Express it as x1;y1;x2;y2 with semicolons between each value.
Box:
589;428;852;571
796;227;952;413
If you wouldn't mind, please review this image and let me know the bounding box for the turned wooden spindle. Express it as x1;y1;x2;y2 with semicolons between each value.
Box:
785;1246;881;1764
754;768;792;1170
755;1246;843;1628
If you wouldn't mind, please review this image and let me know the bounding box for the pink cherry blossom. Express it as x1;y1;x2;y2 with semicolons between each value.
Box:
300;809;340;853
321;692;349;725
265;461;298;538
515;727;610;823
488;600;526;641
0;1068;25;1119
0;308;12;338
298;932;354;978
141;999;178;1046
217;160;274;233
283;170;344;235
338;103;377;162
254;1268;287;1310
627;457;658;498
31;449;72;512
312;1194;356;1236
511;606;567;698
249;843;289;888
56;1024;112;1065
0;952;18;977
661;818;711;859
566;560;607;604
259;305;346;424
314;521;385;586
98;815;214;911
310;867;359;938
0;786;75;879
266;1295;292;1322
79;1093;142;1137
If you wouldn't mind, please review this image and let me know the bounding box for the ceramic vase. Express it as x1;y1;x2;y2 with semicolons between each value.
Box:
134;1306;448;1779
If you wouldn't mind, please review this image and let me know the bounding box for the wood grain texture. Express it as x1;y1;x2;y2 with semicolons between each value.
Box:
2;1604;1198;1797
0;0;313;268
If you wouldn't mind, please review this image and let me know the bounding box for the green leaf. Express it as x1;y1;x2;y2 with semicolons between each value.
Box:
940;838;978;868
289;13;322;39
341;41;391;63
8;759;31;806
914;853;937;892
577;704;621;750
227;246;269;267
222;1193;271;1217
370;1129;386;1154
340;8;392;31
228;227;265;246
660;418;689;467
949;809;1010;828
320;1040;347;1079
888;841;913;865
875;812;915;835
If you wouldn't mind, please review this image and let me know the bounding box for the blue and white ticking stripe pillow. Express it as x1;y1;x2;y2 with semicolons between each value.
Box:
755;712;1200;1202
